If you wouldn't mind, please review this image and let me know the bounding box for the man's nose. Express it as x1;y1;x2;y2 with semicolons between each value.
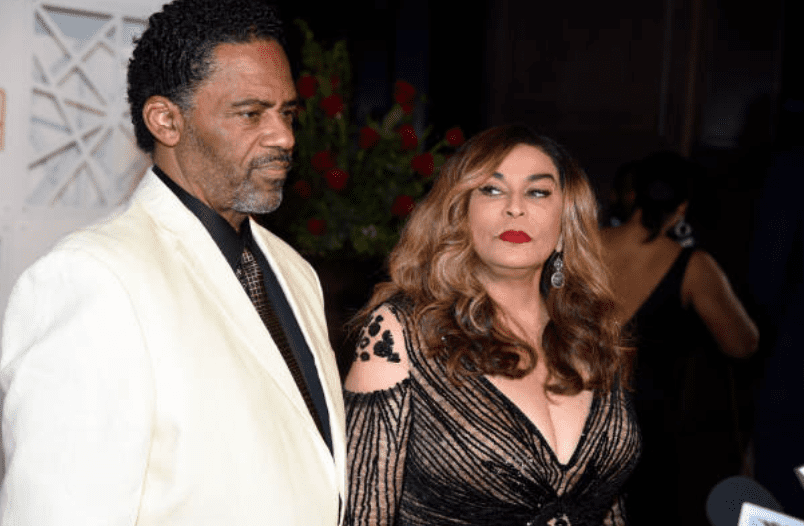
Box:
260;113;295;151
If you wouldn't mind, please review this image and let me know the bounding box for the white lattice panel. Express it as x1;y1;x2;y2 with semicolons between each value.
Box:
0;0;164;341
27;3;150;208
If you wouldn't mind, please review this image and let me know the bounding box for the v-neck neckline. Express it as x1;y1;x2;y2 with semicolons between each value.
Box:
478;375;600;469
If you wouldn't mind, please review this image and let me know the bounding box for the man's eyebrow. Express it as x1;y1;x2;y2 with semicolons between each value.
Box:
230;98;301;109
491;172;557;182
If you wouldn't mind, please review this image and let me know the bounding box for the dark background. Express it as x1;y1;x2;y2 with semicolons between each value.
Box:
276;1;802;521
280;0;799;301
278;0;801;361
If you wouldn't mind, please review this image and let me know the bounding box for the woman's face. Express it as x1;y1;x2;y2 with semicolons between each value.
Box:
468;144;564;278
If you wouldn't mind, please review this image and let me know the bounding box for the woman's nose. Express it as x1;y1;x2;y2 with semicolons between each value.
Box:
506;196;525;217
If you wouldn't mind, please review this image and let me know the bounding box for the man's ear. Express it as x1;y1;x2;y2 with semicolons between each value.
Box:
142;96;184;148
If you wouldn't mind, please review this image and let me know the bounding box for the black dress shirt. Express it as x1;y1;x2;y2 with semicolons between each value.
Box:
152;165;332;453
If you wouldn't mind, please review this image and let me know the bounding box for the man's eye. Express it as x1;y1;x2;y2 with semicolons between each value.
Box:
240;111;260;120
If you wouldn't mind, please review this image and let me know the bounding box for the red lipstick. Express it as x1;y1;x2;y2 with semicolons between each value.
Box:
499;230;531;243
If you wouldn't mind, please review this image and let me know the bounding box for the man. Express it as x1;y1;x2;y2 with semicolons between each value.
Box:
0;0;345;524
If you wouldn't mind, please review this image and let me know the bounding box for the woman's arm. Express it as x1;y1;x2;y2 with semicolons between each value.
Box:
683;250;759;359
344;304;414;525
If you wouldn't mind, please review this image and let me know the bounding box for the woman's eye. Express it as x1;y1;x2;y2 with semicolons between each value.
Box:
529;188;551;197
478;185;501;196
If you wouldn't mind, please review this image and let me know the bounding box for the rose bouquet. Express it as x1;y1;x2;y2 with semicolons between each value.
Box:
268;20;464;257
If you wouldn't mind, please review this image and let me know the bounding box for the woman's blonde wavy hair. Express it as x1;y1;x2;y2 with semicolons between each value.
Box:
359;124;631;395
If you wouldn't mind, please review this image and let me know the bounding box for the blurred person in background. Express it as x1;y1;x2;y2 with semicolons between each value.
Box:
601;151;759;525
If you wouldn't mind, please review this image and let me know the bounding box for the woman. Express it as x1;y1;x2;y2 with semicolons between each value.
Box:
344;125;640;525
600;152;759;525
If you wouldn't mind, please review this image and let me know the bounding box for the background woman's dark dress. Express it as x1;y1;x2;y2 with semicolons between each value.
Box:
625;247;743;526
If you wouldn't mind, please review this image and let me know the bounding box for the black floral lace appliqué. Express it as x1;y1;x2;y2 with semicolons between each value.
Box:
354;313;401;363
368;314;383;337
356;335;371;362
356;341;370;361
373;329;400;363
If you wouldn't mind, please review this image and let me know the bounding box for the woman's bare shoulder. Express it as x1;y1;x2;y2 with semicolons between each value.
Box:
685;249;723;284
344;303;413;393
683;249;759;358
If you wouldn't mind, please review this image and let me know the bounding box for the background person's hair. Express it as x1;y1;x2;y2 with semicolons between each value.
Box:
632;151;696;242
127;0;287;153
360;124;631;395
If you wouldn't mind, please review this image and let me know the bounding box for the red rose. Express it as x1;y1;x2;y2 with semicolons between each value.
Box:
307;218;326;236
296;74;317;99
401;102;414;115
319;94;344;117
411;153;434;177
311;150;336;172
445;127;465;147
293;180;312;199
391;195;415;217
398;124;418;150
359;126;381;149
394;80;416;105
324;168;349;191
330;75;341;90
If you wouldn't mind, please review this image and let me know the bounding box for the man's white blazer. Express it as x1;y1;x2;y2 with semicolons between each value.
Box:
0;169;345;525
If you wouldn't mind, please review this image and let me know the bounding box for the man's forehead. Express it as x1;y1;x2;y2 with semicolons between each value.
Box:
208;39;293;82
253;39;288;68
213;39;287;62
212;40;292;82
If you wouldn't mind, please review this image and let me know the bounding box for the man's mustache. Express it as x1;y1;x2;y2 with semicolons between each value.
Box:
249;149;294;170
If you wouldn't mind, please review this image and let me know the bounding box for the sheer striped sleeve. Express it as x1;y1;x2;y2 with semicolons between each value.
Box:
344;304;415;525
603;495;627;526
344;379;413;525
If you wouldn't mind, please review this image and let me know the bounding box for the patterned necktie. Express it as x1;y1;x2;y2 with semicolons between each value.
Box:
235;245;325;439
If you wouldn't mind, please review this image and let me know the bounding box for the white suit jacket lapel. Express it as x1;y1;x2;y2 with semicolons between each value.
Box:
133;171;313;425
251;221;346;452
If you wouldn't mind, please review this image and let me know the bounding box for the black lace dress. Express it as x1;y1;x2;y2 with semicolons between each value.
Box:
345;302;641;526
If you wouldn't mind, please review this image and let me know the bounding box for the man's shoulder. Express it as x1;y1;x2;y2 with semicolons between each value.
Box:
35;182;181;278
54;201;154;257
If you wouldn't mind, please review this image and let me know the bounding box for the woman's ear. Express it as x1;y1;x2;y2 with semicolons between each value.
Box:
142;96;184;148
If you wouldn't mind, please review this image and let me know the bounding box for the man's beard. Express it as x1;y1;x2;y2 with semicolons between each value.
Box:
185;122;293;215
231;150;293;215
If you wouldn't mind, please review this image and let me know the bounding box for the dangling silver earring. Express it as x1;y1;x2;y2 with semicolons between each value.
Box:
550;252;565;289
674;217;692;238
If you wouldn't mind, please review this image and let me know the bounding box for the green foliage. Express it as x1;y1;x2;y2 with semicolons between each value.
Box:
273;19;460;258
